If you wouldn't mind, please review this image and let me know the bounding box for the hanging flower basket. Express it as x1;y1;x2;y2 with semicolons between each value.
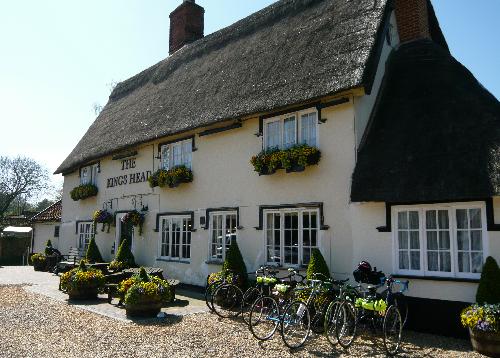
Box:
250;144;321;176
148;165;193;189
93;209;113;233
70;184;98;201
121;210;145;236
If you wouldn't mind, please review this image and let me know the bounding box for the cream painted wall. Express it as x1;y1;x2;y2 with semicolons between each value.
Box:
33;222;60;253
60;100;357;286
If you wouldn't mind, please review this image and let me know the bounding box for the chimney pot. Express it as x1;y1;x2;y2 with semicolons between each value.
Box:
169;0;205;55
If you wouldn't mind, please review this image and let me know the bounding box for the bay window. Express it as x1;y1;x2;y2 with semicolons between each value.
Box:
263;109;318;150
393;203;488;278
160;138;192;170
159;216;192;261
209;212;237;261
265;208;319;266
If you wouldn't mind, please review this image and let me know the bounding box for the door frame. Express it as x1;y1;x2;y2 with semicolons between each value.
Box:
115;212;135;257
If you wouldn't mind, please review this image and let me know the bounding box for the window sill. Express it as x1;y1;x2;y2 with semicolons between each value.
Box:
392;274;479;283
205;260;223;265
156;258;190;264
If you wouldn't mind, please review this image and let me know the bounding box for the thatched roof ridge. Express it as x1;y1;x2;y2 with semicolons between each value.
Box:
56;0;392;174
351;40;500;203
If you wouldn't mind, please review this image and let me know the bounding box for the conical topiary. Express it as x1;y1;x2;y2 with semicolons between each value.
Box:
44;239;53;255
306;248;331;280
222;239;248;286
476;256;500;304
78;260;87;272
114;239;136;268
85;236;104;263
138;267;150;282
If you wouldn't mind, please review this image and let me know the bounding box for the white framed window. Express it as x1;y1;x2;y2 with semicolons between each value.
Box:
160;139;192;170
78;222;95;252
80;164;99;185
263;109;318;150
159;216;192;261
392;202;488;279
264;208;319;266
209;212;237;261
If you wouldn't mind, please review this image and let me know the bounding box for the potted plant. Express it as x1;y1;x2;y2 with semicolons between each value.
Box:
119;267;172;317
31;253;47;271
60;261;105;300
93;209;113;232
121;210;145;235
461;256;500;357
109;239;136;272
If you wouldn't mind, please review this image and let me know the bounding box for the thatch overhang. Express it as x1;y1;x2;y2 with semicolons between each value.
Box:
55;0;398;175
351;40;500;203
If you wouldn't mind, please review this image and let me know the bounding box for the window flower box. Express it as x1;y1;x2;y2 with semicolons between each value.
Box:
148;165;193;189
70;184;98;201
250;144;321;176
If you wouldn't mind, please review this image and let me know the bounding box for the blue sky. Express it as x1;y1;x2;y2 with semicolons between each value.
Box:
0;1;498;195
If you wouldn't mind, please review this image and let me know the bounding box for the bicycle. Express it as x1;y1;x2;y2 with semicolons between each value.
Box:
204;269;242;313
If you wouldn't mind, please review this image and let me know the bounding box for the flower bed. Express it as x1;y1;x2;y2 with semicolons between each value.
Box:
93;209;113;232
70;184;98;201
60;262;105;300
250;144;321;175
119;268;172;317
148;165;193;188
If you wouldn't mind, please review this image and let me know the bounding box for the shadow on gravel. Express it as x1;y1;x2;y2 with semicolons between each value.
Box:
166;298;190;308
66;297;109;305
132;314;183;326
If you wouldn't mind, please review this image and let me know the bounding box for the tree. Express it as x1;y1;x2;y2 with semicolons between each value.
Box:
35;199;55;212
85;236;104;263
0;156;50;218
222;240;248;286
476;256;500;304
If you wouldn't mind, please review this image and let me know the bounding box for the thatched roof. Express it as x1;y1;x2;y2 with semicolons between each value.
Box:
56;0;393;174
30;200;62;223
351;40;500;203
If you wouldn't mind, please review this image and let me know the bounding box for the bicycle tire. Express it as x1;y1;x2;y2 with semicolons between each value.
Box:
281;300;311;349
211;283;243;319
249;296;280;340
204;280;221;312
241;287;261;324
393;293;408;327
335;300;357;349
383;304;402;356
324;300;341;346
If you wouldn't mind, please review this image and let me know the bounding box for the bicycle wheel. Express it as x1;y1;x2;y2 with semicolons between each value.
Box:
205;281;221;312
335;301;357;349
241;287;261;324
383;305;402;356
393;293;408;327
211;283;243;319
281;301;311;349
324;300;341;346
249;296;280;340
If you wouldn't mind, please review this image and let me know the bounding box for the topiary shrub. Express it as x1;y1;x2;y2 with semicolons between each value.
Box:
476;256;500;304
306;248;331;280
223;239;248;287
85;235;104;263
109;239;136;271
44;240;53;255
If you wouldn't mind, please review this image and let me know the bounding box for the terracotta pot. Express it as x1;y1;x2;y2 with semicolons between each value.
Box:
67;287;99;300
125;300;162;318
469;328;500;358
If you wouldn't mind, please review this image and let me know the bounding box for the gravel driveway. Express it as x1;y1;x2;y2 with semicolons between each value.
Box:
0;285;483;358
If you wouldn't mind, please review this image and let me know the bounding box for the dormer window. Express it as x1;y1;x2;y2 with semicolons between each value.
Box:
160;138;192;170
263;109;318;150
80;163;99;185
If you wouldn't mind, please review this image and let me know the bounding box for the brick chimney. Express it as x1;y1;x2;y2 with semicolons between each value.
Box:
169;0;205;55
395;0;431;43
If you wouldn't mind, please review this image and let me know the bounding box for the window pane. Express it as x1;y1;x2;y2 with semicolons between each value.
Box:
457;231;469;250
399;251;409;270
283;116;296;148
471;231;482;251
303;249;311;265
439;231;450;249
182;141;192;169
172;144;182;167
409;211;419;229
469;209;481;229
301;113;317;147
456;209;468;229
410;231;419;249
310;212;318;229
410;251;420;270
398;212;408;229
266;121;281;149
398;231;408;249
303;230;310;247
471;253;483;273
427;251;438;271
426;210;436;229
427;231;438;250
161;145;170;170
303;212;310;229
438;210;449;229
310;229;317;247
458;252;470;272
440;252;451;272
